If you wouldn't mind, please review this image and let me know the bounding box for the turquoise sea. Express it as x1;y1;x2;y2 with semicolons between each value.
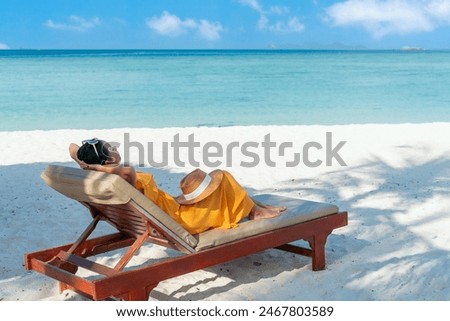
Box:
1;50;450;131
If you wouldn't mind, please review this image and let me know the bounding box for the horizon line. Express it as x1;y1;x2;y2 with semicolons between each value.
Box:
1;48;448;52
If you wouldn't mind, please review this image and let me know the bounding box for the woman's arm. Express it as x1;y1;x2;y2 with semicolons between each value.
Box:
69;143;136;186
86;164;137;186
69;143;84;167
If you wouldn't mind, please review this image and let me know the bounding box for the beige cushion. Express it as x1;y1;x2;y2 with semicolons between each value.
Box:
41;165;198;249
194;194;339;251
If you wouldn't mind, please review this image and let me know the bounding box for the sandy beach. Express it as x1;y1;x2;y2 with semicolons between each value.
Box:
1;123;450;301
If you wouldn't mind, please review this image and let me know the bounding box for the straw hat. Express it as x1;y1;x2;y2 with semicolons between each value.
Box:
176;169;223;205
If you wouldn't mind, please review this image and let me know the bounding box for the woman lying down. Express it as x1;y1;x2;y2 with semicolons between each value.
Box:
69;138;286;235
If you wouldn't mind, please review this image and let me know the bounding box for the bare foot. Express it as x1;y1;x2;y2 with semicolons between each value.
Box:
258;203;287;212
249;204;286;220
252;199;287;212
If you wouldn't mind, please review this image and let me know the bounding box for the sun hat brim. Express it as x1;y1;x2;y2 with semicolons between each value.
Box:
176;170;223;205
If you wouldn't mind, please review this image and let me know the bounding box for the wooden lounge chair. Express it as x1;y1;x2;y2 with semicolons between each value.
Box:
24;165;348;301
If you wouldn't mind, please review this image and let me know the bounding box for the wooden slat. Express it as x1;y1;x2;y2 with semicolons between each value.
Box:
57;251;119;277
91;203;149;238
275;244;313;257
90;236;136;256
106;218;147;236
105;214;146;230
101;215;146;229
94;203;144;219
93;208;145;233
102;209;145;223
93;204;146;221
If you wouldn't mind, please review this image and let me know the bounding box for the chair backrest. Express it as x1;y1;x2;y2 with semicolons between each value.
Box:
41;165;198;252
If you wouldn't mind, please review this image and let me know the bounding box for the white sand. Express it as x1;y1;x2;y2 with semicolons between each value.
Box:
1;123;450;301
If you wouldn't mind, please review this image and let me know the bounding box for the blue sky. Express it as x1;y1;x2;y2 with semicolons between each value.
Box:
1;0;450;49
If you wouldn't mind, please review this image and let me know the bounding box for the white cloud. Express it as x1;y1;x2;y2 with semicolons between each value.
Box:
146;11;224;41
269;6;290;15
45;15;101;32
286;17;305;32
427;0;450;22
239;0;304;33
146;11;196;37
0;42;10;50
238;0;263;13
258;15;304;33
326;0;450;38
198;20;224;41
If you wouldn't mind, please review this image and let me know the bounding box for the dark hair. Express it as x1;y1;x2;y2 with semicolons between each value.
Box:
77;140;110;165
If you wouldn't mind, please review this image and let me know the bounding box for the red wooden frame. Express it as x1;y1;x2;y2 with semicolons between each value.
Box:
24;200;347;300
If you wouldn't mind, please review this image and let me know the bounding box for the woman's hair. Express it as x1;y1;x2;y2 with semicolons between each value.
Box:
77;139;110;165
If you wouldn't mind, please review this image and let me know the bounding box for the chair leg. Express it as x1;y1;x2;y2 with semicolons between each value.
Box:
127;288;148;301
307;231;331;271
114;230;150;272
122;284;157;301
67;216;101;255
59;281;68;294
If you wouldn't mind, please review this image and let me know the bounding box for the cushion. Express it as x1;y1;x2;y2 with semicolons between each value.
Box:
194;194;339;251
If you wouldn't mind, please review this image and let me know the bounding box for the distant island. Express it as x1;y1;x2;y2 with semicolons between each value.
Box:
401;46;424;51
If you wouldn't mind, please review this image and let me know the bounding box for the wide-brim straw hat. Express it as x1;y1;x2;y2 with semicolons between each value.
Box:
176;169;223;205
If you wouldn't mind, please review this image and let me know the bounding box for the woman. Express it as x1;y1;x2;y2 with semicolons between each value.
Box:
69;138;285;234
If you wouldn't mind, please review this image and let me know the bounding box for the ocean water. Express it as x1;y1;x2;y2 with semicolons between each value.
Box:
1;49;450;131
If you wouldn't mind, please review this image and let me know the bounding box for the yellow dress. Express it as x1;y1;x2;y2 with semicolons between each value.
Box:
135;171;254;234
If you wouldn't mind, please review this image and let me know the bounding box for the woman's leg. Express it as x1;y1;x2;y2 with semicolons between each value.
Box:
248;203;286;220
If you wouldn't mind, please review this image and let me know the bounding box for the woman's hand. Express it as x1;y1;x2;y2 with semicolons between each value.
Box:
81;163;136;186
79;161;90;170
78;161;98;171
80;162;101;171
